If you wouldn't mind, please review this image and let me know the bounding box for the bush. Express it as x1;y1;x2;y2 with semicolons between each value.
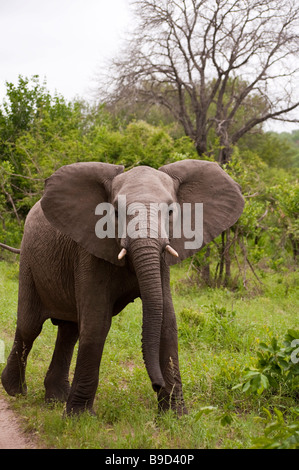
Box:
252;407;299;449
233;329;299;395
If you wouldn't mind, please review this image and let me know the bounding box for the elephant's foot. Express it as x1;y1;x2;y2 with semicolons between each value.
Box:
65;389;96;417
64;405;96;418
1;365;27;396
157;388;188;417
44;374;71;403
65;399;96;417
44;383;71;403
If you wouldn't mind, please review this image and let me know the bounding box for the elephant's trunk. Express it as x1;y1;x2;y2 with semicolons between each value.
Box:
129;238;165;392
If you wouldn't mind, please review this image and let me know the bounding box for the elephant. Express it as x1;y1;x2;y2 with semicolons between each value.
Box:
1;159;244;416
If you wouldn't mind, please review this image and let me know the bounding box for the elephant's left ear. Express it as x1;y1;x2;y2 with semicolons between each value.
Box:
159;159;245;265
41;162;125;265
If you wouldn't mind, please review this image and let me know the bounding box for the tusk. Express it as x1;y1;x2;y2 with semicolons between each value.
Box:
165;245;179;258
118;248;127;260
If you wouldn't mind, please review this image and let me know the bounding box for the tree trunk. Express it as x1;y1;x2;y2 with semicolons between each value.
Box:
289;233;298;261
216;232;225;286
216;230;232;287
224;229;231;287
195;134;208;157
218;145;233;165
201;246;211;286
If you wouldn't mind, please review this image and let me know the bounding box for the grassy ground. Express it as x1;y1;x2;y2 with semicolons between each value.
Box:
0;259;298;449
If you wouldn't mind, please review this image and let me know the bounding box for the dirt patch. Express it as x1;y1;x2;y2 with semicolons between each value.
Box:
0;395;38;449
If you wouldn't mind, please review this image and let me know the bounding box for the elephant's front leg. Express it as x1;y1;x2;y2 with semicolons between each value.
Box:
66;317;111;416
158;262;187;416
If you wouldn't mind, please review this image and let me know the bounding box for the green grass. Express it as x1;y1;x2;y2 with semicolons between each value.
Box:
0;260;298;449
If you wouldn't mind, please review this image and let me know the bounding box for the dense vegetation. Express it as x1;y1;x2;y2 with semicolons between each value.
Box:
0;76;298;285
0;76;298;448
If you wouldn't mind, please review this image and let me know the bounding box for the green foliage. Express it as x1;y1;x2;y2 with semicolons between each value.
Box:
233;330;299;395
1;75;50;138
178;303;242;354
0;74;298;284
178;308;205;328
0;76;197;239
194;405;237;428
252;407;299;449
202;304;238;350
216;146;299;285
110;120;178;168
239;131;299;169
269;181;299;260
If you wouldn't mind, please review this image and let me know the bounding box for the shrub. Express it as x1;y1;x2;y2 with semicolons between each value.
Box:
233;329;299;395
252;407;299;449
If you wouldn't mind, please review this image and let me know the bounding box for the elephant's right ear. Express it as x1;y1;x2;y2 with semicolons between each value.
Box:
41;162;125;265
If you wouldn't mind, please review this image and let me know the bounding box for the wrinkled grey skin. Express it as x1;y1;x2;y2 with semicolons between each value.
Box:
1;160;244;416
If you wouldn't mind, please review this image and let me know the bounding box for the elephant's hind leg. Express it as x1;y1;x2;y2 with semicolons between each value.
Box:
1;321;43;396
44;320;79;402
1;262;44;396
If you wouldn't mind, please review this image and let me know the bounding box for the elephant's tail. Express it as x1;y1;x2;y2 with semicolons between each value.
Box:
0;242;21;254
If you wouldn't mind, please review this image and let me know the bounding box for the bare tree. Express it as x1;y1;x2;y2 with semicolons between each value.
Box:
100;0;299;163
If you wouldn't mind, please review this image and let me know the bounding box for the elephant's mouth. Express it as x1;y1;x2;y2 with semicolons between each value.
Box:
117;243;178;260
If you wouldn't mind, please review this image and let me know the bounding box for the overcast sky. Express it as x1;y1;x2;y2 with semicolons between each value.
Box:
0;0;297;132
0;0;132;102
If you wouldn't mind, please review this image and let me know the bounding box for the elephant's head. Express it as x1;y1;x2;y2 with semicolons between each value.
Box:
41;160;244;392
